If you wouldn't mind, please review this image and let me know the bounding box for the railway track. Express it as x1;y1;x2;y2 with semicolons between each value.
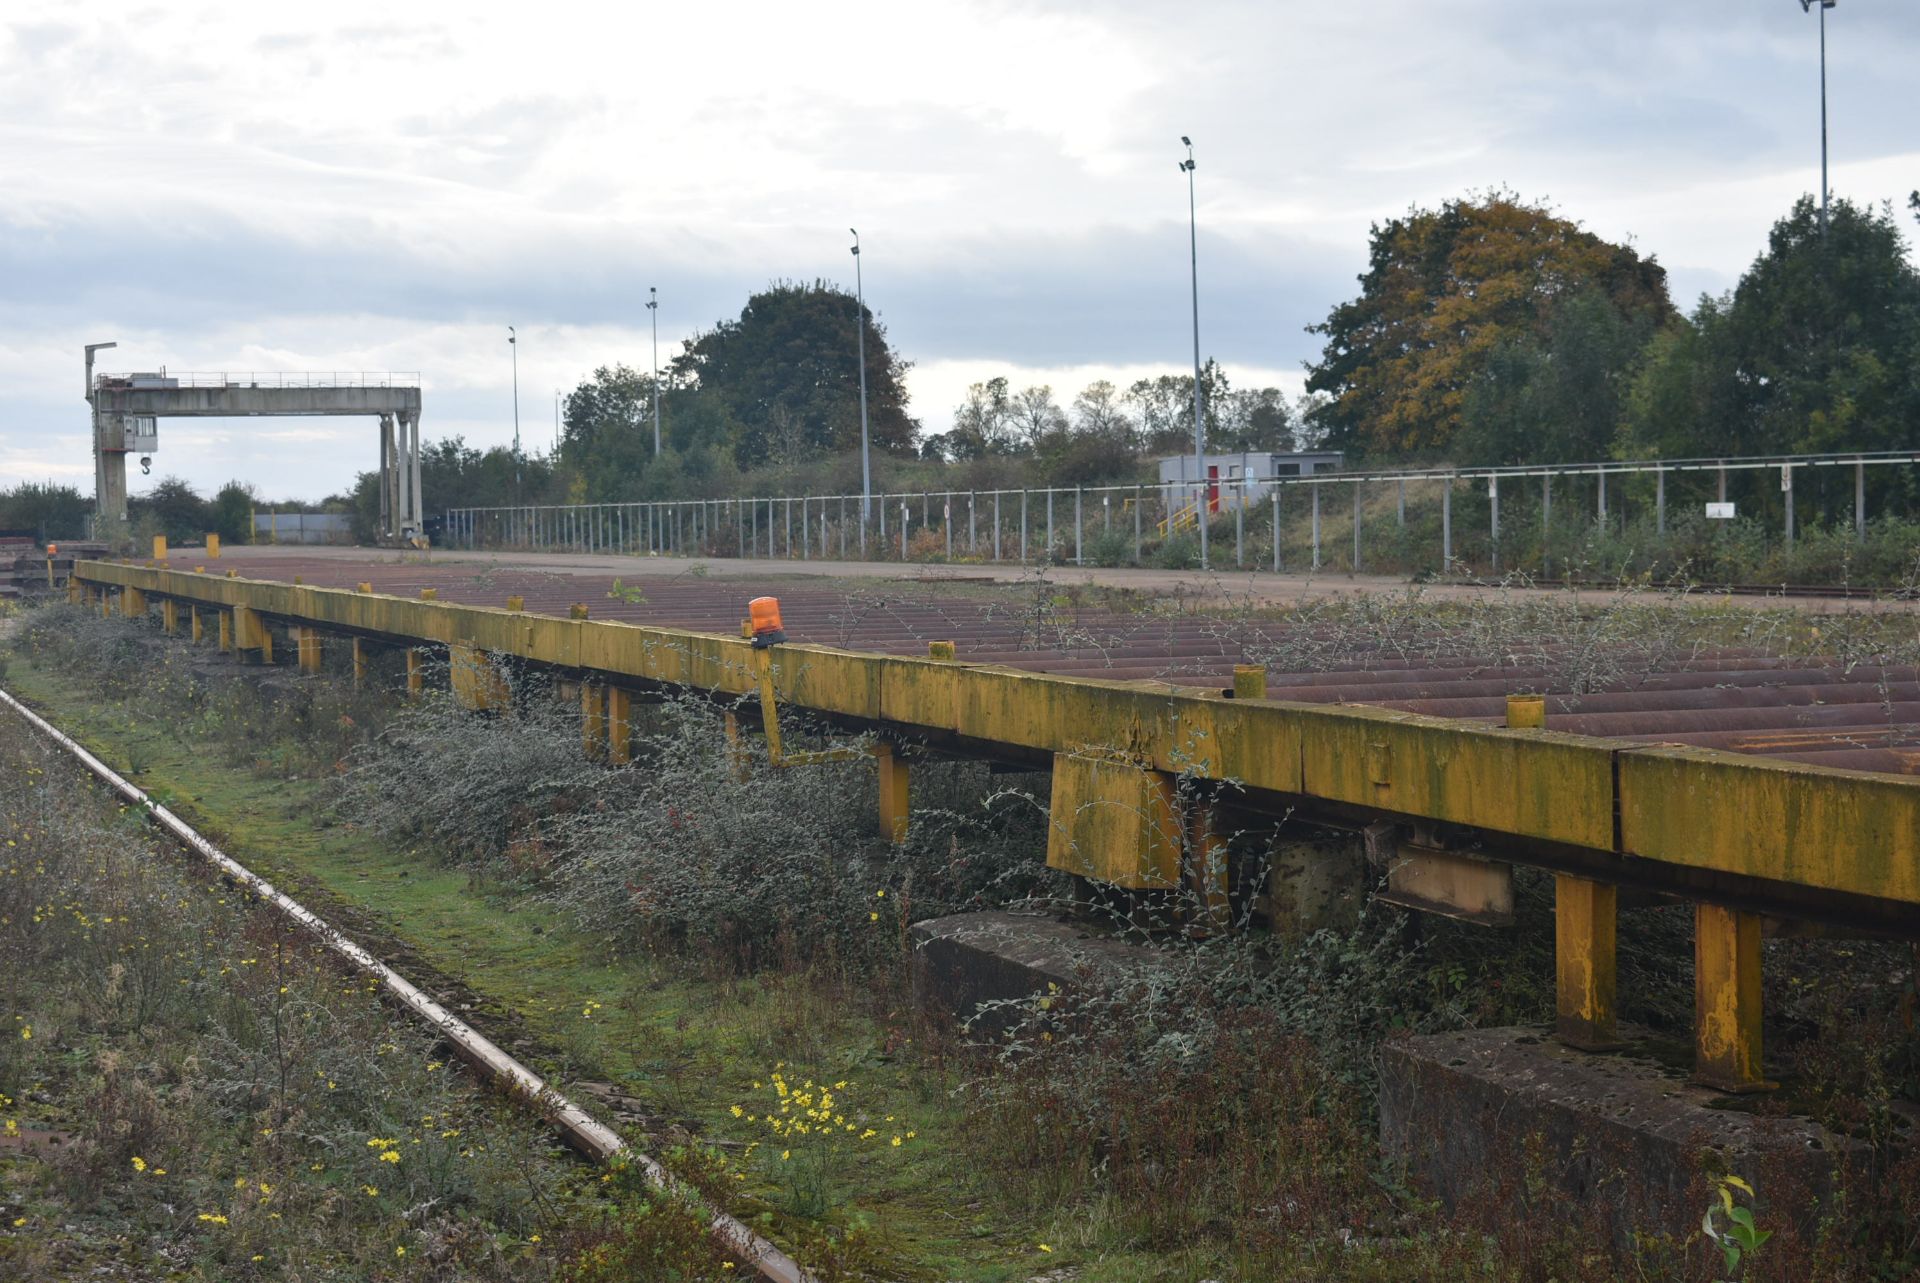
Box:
0;682;815;1283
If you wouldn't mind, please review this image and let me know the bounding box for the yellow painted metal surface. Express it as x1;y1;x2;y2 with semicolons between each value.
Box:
217;610;232;653
232;605;266;652
1381;842;1514;925
352;637;367;687
1506;694;1546;729
1299;703;1614;849
190;605;204;645
1046;751;1180;889
1554;874;1619;1050
206;533;221;558
152;535;167;560
1621;746;1920;906
161;600;179;635
296;626;322;674
1694;902;1770;1092
581;682;608;758
875;742;910;844
450;642;509;710
121;586;146;618
66;560;1920;919
405;649;424;699
606;687;634;766
1232;664;1267;700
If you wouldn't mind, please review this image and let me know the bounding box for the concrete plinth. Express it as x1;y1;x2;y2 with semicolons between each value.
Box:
1380;1026;1863;1252
909;911;1161;1034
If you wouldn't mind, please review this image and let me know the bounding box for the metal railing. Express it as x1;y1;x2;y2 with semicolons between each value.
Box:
93;371;421;390
442;447;1920;573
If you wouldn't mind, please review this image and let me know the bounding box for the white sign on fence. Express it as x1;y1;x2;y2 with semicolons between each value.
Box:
1705;502;1736;520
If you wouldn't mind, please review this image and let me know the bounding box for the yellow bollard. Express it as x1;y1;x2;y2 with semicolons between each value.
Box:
206;533;221;558
928;640;956;661
152;534;168;560
506;595;525;612
419;587;438;601
1232;664;1267;700
1506;694;1547;729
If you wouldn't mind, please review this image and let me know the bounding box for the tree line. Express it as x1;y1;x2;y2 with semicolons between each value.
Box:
340;185;1920;527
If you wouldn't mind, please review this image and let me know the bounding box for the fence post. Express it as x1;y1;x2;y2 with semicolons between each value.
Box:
1488;475;1499;573
1442;480;1452;570
946;492;953;561
1597;470;1608;526
1542;477;1552;578
1020;491;1029;563
969;492;977;555
1656;469;1666;536
993;493;1002;562
1783;464;1794;548
1074;488;1083;566
1133;486;1142;565
901;500;909;560
1235;484;1245;567
1397;479;1406;526
1311;485;1321;570
1272;489;1281;573
1352;479;1362;573
1856;459;1866;541
1046;489;1055;561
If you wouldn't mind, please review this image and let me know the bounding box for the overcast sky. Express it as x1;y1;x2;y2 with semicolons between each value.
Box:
3;0;1915;502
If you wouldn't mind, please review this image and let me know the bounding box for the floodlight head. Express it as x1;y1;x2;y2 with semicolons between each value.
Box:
1181;135;1191;146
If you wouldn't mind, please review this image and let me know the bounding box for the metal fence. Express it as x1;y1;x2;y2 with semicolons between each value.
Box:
443;448;1920;572
253;512;354;546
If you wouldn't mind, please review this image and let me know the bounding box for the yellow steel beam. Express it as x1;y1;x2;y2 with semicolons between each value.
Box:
68;561;1920;918
1554;874;1620;1050
1621;747;1920;906
1694;902;1772;1092
1046;751;1180;889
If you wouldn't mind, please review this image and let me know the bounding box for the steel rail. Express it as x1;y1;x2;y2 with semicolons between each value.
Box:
0;683;815;1283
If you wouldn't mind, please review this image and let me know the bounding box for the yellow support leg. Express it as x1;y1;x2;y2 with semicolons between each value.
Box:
297;627;322;675
405;649;424;699
121;586;145;617
218;611;233;653
1694;903;1773;1092
450;642;510;710
1555;874;1621;1050
161;599;179;635
259;625;274;665
581;682;608;759
352;638;367;688
1185;795;1231;935
607;687;633;766
190;605;204;644
723;710;750;781
876;741;910;844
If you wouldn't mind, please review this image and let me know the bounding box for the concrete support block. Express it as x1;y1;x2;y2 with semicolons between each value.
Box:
1265;833;1367;934
875;741;910;843
1380;1027;1858;1253
909;910;1161;1034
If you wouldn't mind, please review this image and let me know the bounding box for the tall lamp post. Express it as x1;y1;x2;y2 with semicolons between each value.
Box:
1180;136;1207;570
647;287;661;455
1800;0;1837;237
850;230;872;527
508;326;521;492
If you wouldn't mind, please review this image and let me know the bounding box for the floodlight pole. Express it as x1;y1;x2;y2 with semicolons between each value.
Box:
648;287;661;455
1801;0;1836;236
1181;137;1208;570
851;230;871;525
508;326;521;493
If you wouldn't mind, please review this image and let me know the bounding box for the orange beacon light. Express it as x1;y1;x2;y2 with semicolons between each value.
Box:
748;596;786;648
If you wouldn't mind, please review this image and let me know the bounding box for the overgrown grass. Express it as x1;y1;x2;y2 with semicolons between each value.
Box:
0;697;735;1281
